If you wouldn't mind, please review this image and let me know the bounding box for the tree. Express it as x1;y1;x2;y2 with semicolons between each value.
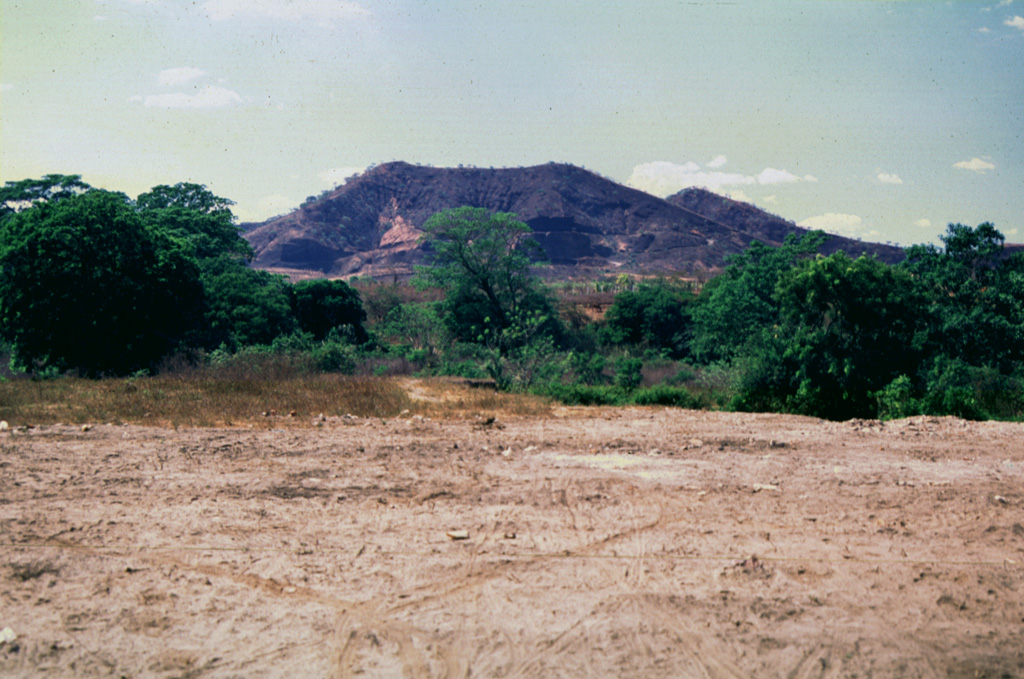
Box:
137;183;251;260
416;207;560;349
690;231;827;363
0;174;91;221
0;190;204;375
194;255;296;350
769;253;926;419
289;278;368;343
602;279;694;358
901;222;1023;370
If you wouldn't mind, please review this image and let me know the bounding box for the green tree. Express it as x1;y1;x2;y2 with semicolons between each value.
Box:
137;182;252;260
690;231;827;363
0;190;204;375
289;278;368;343
602;279;693;358
767;252;926;419
194;255;295;350
0;174;92;221
416;207;560;349
901;222;1024;370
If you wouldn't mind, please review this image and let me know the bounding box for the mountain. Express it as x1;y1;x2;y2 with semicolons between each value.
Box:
243;162;905;279
666;187;904;262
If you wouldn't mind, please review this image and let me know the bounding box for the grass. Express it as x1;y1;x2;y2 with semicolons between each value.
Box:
0;375;415;428
0;375;556;428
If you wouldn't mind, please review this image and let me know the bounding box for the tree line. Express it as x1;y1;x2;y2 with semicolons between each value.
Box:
2;177;1022;421
0;175;366;377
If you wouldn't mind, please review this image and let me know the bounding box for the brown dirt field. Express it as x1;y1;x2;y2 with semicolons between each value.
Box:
1;403;1023;678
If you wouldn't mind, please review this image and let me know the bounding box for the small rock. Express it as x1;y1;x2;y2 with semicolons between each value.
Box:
81;424;93;432
446;530;470;540
0;627;16;644
995;495;1008;504
752;483;780;493
0;421;8;431
501;447;513;457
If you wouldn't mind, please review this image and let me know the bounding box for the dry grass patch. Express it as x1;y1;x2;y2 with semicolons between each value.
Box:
397;377;554;419
0;375;413;428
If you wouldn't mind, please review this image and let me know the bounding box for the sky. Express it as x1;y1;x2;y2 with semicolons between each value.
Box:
1;0;1022;246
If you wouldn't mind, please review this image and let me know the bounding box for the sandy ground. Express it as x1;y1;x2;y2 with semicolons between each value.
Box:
1;405;1023;678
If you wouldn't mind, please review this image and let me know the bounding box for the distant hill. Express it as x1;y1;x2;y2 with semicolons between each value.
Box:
242;162;905;279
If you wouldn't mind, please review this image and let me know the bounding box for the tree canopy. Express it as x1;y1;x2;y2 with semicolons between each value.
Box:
416;207;559;349
0;190;204;375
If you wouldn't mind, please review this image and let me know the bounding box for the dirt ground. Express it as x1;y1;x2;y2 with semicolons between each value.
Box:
2;399;1023;678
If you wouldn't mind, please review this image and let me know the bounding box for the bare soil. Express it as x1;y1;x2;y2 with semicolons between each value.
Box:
2;403;1023;677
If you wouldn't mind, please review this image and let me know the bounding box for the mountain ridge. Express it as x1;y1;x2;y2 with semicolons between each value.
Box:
242;161;906;279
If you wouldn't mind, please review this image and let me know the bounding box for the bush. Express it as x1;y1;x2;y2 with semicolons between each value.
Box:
631;385;700;408
535;383;628;406
875;375;920;421
613;356;644;390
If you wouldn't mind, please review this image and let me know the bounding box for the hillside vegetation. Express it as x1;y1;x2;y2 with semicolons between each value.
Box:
1;175;1022;422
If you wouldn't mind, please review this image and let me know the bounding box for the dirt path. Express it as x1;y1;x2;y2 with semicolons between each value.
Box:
1;409;1022;677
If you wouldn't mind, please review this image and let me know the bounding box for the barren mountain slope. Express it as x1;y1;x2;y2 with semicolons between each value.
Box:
243;163;905;279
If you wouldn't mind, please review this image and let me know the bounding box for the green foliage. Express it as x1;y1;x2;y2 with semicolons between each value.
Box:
772;253;926;419
602;279;693;358
874;375;920;421
136;183;252;261
537;383;628;406
901;222;1024;370
690;231;827;363
196;255;296;350
0;174;91;220
613;356;644;390
289;278;368;342
416;207;561;349
630;384;700;408
0;190;204;376
567;351;607;386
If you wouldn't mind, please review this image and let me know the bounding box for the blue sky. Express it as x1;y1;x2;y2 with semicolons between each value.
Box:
1;0;1022;245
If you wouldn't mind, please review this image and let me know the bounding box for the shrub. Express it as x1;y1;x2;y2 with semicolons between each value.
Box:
613;356;644;390
875;375;920;421
631;385;699;408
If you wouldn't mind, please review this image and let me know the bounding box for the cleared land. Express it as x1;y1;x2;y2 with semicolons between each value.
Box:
1;384;1023;677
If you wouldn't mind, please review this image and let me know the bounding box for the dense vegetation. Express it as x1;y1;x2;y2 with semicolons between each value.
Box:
2;178;1022;422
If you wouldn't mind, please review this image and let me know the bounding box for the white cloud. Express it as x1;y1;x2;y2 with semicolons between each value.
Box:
756;168;803;185
953;157;996;172
142;85;243;109
978;26;992;32
707;155;728;169
203;0;370;23
627;160;816;197
726;190;752;203
158;67;207;87
763;194;778;205
1005;15;1024;29
799;213;866;237
319;166;366;187
915;218;933;229
878;172;903;185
